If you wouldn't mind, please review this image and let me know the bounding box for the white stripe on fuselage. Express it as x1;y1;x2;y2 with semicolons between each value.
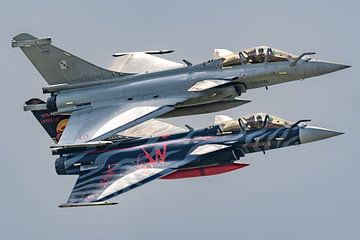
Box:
97;168;164;200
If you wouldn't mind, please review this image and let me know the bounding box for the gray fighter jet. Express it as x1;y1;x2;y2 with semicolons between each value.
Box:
12;33;350;146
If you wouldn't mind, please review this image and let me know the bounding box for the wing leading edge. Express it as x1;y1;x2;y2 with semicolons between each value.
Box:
61;156;194;207
58;97;185;145
64;167;175;206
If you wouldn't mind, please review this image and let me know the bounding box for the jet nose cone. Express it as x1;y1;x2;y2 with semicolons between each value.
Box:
315;61;351;75
299;126;344;144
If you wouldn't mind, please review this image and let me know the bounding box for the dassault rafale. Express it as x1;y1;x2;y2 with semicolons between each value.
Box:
14;33;349;207
25;101;342;207
13;33;349;146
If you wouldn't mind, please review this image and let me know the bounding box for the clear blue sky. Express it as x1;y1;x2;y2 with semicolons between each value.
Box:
1;1;359;239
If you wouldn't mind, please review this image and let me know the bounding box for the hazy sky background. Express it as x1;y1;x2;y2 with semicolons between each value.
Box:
1;1;359;239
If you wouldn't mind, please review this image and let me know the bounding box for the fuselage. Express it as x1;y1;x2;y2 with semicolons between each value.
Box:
49;58;347;117
55;123;300;176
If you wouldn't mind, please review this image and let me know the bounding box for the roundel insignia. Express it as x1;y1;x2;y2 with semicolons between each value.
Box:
79;134;88;140
240;73;247;79
59;60;68;70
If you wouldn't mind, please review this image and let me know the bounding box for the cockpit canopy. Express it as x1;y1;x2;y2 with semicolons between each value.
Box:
214;46;297;66
244;46;297;63
219;113;292;133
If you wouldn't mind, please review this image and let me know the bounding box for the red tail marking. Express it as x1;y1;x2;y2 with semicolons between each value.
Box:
40;113;51;118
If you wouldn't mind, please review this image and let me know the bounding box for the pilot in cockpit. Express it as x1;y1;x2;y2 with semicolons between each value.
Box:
216;46;298;67
218;113;292;134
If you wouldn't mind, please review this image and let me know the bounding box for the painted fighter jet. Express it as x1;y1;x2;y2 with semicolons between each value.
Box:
13;33;350;146
26;99;343;207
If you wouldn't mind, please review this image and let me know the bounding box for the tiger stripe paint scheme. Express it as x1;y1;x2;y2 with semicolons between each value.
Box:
55;115;333;207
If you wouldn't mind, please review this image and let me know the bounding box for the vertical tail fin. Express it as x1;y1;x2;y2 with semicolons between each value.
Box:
12;33;126;85
25;98;69;143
